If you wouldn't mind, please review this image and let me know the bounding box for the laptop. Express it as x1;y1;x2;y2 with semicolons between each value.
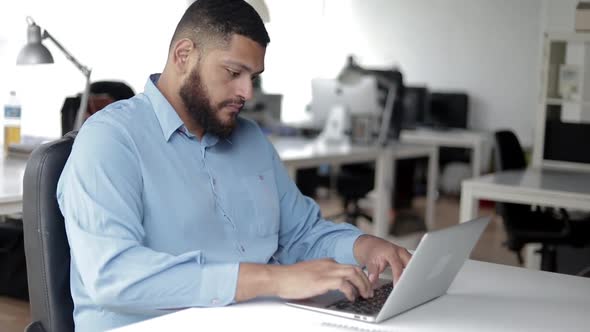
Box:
286;216;490;323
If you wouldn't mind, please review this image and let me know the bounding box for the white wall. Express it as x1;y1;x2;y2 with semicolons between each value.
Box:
0;0;187;138
542;0;579;31
0;0;581;147
264;0;544;146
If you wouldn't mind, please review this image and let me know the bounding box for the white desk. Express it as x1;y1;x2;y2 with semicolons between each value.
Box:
0;139;438;239
111;259;590;332
459;168;590;223
401;128;490;177
272;137;438;235
0;155;27;215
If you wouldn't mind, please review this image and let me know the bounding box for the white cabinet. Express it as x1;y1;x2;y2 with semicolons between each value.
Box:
533;32;590;172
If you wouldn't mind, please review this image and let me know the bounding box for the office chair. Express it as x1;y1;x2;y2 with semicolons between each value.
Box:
22;131;77;332
335;163;375;225
330;63;411;226
494;130;590;271
334;88;423;226
61;81;135;135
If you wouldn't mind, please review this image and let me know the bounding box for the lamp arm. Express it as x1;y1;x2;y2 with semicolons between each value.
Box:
73;75;91;131
40;29;92;131
377;79;397;146
42;30;91;79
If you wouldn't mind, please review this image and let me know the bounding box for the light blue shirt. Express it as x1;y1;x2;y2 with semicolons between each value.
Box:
57;74;364;331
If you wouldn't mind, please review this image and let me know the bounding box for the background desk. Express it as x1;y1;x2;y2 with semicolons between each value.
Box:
0;155;26;215
400;128;490;177
459;169;590;223
272;137;438;234
460;169;590;268
111;259;590;332
0;139;438;239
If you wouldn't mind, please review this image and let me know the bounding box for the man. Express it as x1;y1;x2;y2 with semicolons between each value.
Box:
57;0;411;331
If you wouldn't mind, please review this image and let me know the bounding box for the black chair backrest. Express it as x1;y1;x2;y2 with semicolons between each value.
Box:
61;81;135;135
494;130;527;171
22;131;77;332
89;81;135;102
493;130;533;249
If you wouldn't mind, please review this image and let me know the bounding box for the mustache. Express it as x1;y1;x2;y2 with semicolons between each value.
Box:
218;98;245;110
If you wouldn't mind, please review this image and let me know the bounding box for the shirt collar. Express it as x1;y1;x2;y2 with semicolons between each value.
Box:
144;73;227;147
143;74;232;146
144;73;184;142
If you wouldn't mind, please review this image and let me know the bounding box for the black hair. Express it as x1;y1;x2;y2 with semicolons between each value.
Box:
170;0;270;51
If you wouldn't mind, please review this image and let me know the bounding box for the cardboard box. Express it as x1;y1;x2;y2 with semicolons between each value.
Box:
575;2;590;31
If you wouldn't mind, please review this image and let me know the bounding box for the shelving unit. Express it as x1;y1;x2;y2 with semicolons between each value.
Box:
533;32;590;172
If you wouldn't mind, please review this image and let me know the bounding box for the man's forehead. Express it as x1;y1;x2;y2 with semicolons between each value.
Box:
208;35;265;72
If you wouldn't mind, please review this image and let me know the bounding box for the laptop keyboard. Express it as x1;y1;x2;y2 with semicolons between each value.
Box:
327;283;393;316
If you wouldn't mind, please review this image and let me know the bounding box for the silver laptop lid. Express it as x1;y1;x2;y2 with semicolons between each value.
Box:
375;216;490;322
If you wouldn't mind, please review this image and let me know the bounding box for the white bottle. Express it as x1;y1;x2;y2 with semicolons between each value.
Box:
3;91;22;152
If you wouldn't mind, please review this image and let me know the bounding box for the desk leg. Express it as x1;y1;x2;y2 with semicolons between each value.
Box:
472;144;482;177
524;244;542;270
425;148;438;229
374;149;394;238
459;182;478;223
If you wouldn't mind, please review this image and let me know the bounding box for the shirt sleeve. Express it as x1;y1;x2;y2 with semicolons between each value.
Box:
57;120;238;312
265;140;365;265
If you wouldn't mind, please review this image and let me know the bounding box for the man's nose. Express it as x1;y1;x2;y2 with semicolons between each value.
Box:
236;78;254;101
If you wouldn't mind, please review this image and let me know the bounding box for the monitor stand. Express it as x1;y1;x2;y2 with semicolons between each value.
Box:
317;105;350;144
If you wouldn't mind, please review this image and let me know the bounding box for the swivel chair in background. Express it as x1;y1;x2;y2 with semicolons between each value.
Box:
22;132;77;332
494;130;590;271
335;162;375;225
332;65;407;227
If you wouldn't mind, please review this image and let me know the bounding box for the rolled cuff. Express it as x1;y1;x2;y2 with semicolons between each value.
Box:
333;232;364;265
198;263;240;306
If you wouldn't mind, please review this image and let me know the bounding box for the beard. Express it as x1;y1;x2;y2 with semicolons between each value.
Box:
179;65;242;139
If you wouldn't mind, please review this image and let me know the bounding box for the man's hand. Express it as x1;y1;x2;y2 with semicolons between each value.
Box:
272;259;373;302
353;235;412;285
235;236;411;304
235;259;374;303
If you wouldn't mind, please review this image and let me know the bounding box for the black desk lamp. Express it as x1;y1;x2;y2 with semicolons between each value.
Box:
17;16;91;131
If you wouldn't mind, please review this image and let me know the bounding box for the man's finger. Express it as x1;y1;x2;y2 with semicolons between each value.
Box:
337;266;372;298
399;248;412;267
334;279;356;302
366;262;380;286
387;257;405;285
353;266;374;298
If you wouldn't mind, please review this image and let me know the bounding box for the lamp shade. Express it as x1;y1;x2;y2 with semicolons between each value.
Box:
17;43;54;65
16;19;54;65
246;0;270;23
338;57;365;85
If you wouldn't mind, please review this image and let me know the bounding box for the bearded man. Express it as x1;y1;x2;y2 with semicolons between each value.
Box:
57;1;411;331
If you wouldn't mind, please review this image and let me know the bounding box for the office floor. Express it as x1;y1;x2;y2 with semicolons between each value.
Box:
0;195;518;332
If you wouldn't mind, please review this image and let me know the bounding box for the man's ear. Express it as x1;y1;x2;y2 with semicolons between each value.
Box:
172;38;198;73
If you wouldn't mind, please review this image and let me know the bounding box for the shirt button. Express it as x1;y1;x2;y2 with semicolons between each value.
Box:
240;245;245;252
212;178;216;185
211;298;219;305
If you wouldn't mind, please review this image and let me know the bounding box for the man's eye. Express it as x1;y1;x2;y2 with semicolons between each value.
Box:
227;69;240;78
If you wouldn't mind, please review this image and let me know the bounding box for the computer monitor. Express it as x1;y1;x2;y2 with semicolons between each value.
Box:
310;77;381;128
401;86;429;130
240;92;282;129
425;92;469;129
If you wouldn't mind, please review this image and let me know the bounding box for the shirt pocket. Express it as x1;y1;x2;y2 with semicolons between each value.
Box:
241;168;280;237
